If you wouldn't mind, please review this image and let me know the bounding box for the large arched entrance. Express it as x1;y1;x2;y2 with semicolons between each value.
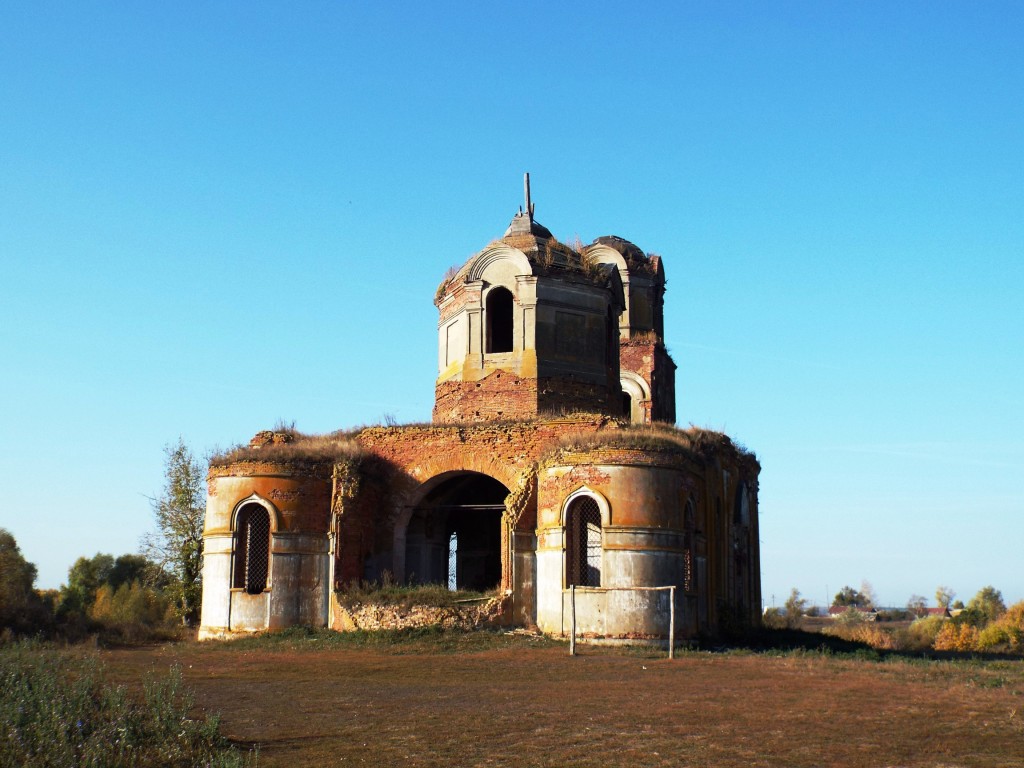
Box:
403;472;508;591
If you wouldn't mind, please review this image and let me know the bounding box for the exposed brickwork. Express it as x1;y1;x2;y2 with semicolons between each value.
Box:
207;462;332;535
620;339;677;423
330;595;508;631
434;372;616;423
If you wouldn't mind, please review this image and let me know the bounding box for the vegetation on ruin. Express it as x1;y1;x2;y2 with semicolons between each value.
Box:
334;578;496;610
209;430;363;467
544;422;759;472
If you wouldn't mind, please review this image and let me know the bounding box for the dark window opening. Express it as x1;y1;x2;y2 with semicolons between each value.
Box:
234;504;270;594
486;287;514;353
734;482;750;526
404;472;507;591
622;391;632;419
567;496;602;588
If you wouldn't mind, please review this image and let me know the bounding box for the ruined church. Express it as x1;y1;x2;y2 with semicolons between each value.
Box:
199;179;761;641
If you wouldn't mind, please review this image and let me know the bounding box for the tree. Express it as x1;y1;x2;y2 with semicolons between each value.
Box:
784;588;808;629
833;585;871;608
0;528;49;632
61;553;115;614
967;586;1006;625
108;554;154;591
61;553;157;616
907;594;928;618
143;438;205;626
935;586;955;610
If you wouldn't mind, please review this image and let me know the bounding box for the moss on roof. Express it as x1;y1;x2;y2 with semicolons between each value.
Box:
542;423;759;473
209;430;363;467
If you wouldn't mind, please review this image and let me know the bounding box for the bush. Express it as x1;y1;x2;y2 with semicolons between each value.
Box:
89;582;171;626
975;601;1024;652
892;615;946;652
0;642;253;767
833;607;866;625
934;622;980;652
823;621;895;650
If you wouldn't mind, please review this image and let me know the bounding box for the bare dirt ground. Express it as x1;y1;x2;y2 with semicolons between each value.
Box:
102;634;1024;767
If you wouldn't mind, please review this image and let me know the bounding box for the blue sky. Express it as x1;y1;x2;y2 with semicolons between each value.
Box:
1;3;1021;609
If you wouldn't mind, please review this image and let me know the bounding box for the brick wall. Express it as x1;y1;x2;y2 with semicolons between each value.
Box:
434;372;618;423
620;340;677;423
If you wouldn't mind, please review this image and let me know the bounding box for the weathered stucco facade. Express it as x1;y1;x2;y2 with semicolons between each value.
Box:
199;183;760;642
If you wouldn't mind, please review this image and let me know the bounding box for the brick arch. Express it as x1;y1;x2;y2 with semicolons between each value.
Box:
402;449;525;498
389;450;535;589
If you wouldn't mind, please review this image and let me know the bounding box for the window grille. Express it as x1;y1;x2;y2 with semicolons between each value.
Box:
447;532;458;591
683;536;694;593
567;496;602;588
234;505;270;594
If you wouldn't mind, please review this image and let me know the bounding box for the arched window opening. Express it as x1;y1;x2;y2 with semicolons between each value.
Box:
486;287;514;353
734;482;750;526
233;504;270;595
566;496;602;588
619;374;648;425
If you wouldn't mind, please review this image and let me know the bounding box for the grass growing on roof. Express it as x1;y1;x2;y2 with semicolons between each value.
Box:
209;430;363;466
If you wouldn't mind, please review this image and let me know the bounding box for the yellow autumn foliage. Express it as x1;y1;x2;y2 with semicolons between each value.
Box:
934;622;980;652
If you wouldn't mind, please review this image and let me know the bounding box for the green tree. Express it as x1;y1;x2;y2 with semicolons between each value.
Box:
108;554;153;590
783;588;808;629
61;553;157;616
61;553;115;615
967;586;1006;625
935;585;955;610
833;585;871;608
143;438;206;626
0;528;49;632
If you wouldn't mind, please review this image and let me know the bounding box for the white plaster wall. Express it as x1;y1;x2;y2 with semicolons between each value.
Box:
229;591;269;632
198;540;232;639
535;546;563;634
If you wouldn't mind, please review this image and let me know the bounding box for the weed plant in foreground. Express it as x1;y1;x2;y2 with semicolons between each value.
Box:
0;641;255;768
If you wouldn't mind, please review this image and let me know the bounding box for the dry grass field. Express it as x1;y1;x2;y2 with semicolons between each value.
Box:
101;631;1024;768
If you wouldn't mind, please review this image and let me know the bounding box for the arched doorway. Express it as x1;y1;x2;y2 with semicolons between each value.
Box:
403;472;508;591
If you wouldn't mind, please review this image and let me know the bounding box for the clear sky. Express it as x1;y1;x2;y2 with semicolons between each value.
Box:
1;3;1021;609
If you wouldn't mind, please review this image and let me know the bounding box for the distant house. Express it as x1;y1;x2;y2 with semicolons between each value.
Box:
926;607;952;619
828;605;878;621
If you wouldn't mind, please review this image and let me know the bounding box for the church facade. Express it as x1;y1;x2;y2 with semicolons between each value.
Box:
198;183;761;641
